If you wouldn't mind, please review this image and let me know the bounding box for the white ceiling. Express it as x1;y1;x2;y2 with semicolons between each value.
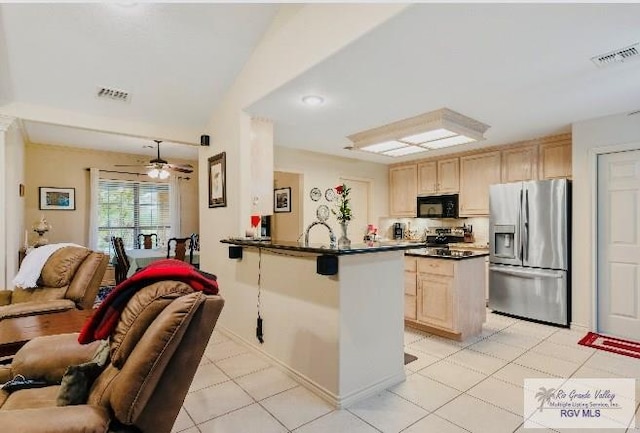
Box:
0;3;279;159
2;3;640;164
248;3;640;163
22;121;197;160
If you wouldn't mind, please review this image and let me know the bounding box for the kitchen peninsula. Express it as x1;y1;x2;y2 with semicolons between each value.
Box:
220;238;423;408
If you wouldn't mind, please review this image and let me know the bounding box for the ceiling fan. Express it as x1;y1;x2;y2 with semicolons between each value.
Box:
116;140;194;179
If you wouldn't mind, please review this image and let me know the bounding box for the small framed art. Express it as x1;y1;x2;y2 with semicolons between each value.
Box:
274;187;291;213
208;152;227;208
39;187;76;210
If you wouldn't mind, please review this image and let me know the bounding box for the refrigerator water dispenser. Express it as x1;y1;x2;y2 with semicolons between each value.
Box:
494;225;515;259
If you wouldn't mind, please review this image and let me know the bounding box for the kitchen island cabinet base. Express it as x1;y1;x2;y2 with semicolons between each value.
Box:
404;255;486;341
404;319;463;341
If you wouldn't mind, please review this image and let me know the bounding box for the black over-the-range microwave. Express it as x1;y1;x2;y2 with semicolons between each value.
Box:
416;194;459;218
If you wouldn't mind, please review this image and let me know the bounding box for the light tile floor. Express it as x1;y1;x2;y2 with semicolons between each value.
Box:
173;312;640;433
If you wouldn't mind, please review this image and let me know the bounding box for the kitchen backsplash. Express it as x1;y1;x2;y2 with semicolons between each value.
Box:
378;216;489;246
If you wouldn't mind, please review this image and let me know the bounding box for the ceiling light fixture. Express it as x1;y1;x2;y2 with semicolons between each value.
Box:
147;167;170;180
347;108;490;157
301;95;325;106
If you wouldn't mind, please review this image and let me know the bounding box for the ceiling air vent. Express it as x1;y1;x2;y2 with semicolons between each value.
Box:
96;86;131;103
591;43;640;67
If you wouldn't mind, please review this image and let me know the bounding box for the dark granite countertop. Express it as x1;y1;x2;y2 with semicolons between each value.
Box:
221;238;426;256
405;248;489;260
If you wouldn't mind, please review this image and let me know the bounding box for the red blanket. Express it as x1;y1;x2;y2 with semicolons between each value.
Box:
79;259;219;344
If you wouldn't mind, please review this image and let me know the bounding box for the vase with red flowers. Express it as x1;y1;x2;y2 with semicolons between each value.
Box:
332;183;352;248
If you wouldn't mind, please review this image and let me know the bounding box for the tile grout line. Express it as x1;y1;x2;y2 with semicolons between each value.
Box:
517;328;600;432
399;412;474;433
255;399;295;432
186;338;291;430
342;406;392;433
390;315;526;431
403;320;579;431
187;320;634;433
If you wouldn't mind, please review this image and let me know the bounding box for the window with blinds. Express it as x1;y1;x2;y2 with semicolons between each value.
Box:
97;179;170;254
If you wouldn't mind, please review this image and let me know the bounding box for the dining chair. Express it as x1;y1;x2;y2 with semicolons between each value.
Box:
111;236;130;284
167;237;195;264
190;233;200;251
137;233;158;249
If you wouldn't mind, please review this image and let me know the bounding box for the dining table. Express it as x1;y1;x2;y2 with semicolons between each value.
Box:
125;248;200;277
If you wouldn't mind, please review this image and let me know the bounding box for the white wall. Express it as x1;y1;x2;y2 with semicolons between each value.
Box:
0;116;25;287
572;111;640;330
199;4;406;361
275;146;389;244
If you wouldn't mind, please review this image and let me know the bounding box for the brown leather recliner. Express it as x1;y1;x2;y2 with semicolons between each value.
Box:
0;246;108;320
0;280;225;433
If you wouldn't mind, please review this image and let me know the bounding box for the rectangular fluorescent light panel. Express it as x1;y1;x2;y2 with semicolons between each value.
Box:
401;128;456;145
383;145;428;157
421;134;476;149
360;140;406;153
347;108;490;157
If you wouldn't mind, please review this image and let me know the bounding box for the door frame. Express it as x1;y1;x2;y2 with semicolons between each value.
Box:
338;175;373;229
590;141;640;332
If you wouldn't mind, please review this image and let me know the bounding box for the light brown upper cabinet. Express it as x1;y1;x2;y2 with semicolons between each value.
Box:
539;138;572;179
389;164;417;217
459;151;501;216
418;161;437;195
418;158;459;195
501;145;537;183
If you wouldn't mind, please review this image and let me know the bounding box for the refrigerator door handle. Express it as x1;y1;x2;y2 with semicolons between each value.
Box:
489;265;564;279
523;189;529;262
519;189;523;261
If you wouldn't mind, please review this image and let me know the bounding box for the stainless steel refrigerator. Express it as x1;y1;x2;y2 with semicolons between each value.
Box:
489;179;570;326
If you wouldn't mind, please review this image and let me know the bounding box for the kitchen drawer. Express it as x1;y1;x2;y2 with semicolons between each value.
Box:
404;271;417;295
417;258;454;276
404;256;417;272
404;294;417;320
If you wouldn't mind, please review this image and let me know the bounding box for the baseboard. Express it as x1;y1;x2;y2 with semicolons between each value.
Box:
569;322;590;333
217;326;405;408
335;370;405;408
217;326;339;406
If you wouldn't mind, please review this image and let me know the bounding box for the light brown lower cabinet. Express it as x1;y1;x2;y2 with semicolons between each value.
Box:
404;257;417;320
404;256;486;341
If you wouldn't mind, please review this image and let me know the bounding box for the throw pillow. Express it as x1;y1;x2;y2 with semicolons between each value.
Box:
56;339;109;406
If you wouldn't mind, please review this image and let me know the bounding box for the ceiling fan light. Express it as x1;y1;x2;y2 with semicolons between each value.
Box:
159;169;170;180
147;168;160;179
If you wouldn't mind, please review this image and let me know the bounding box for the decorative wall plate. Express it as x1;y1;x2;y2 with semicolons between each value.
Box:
316;204;330;222
325;188;337;202
310;187;322;202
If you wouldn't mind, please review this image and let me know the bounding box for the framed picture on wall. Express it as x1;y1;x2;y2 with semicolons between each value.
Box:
274;187;291;213
39;187;76;210
208;152;227;208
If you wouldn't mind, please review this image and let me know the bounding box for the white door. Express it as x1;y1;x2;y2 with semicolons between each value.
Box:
597;150;640;340
340;177;370;241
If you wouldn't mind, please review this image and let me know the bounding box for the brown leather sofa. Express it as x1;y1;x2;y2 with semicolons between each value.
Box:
0;280;225;433
0;246;108;320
